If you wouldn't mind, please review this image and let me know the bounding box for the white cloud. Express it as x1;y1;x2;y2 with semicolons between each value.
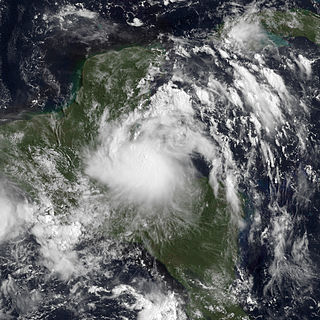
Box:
0;182;33;243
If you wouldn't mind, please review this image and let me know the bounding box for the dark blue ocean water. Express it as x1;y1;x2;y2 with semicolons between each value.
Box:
0;0;318;117
0;1;320;319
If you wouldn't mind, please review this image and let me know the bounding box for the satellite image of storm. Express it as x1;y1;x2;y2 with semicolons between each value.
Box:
0;0;319;319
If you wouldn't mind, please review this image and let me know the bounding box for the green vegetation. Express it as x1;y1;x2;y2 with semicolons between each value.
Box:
0;46;247;319
144;179;248;319
260;9;320;44
0;47;158;210
0;8;316;318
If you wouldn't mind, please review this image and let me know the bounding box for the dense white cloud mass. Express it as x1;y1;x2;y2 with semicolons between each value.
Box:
0;183;33;243
86;82;215;213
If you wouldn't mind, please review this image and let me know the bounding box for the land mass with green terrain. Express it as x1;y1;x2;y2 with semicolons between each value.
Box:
0;46;247;319
260;8;320;45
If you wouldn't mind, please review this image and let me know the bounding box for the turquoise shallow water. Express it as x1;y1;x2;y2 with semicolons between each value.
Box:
0;1;320;320
267;32;289;46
